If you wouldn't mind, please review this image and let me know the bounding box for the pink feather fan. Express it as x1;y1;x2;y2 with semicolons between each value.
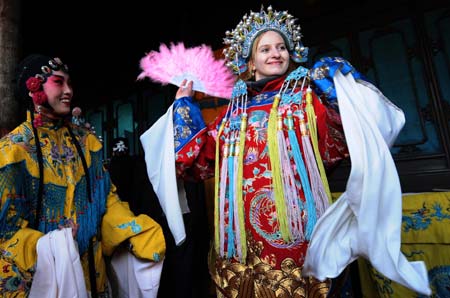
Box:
137;42;236;99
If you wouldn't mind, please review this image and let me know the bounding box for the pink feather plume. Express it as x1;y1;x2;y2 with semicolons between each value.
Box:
137;42;236;99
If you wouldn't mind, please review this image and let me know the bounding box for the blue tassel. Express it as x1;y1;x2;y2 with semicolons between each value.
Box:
76;150;108;254
226;139;236;258
0;150;108;255
287;115;317;240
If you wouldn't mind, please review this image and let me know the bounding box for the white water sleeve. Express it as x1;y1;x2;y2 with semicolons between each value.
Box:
302;70;431;296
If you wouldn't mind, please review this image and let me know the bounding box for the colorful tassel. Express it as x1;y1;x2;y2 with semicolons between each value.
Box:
305;87;332;203
226;134;236;258
215;80;250;260
232;130;242;259
286;108;316;240
276;110;304;241
267;94;291;242
218;136;229;256
235;112;247;261
214;119;227;254
299;112;329;233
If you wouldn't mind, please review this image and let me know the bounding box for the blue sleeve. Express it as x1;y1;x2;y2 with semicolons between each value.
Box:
173;96;206;153
309;57;370;110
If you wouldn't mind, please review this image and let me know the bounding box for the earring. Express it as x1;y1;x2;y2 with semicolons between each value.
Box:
33;105;43;127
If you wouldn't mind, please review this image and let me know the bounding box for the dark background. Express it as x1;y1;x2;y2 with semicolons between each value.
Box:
19;0;372;106
19;0;449;108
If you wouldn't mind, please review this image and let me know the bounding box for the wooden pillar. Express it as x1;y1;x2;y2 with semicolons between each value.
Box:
0;0;21;137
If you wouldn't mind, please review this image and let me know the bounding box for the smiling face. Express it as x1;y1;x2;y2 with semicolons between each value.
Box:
42;70;73;116
251;30;290;81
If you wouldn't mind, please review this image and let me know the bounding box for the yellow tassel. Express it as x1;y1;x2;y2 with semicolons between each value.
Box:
305;88;332;203
267;94;291;242
236;114;247;261
214;119;226;254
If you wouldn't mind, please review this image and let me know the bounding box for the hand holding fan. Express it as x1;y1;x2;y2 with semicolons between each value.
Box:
137;42;235;99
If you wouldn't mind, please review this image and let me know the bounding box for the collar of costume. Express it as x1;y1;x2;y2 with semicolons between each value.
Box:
27;111;69;129
223;5;309;74
246;75;288;95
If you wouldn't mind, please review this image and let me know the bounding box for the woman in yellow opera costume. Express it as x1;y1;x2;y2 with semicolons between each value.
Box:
0;54;165;297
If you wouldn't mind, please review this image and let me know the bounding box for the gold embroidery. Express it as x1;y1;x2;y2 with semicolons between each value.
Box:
209;234;330;298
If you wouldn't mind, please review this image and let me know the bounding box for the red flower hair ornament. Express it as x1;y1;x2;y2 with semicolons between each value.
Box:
31;91;48;105
25;77;42;92
25;76;48;105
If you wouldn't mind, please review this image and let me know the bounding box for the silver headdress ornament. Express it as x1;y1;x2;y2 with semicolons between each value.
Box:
223;5;309;74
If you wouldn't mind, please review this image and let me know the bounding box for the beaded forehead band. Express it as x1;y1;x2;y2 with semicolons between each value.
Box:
223;5;309;74
33;57;69;82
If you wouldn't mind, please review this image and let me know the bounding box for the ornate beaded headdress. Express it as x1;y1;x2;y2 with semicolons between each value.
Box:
15;54;70;127
223;5;309;74
32;57;68;83
16;54;69;104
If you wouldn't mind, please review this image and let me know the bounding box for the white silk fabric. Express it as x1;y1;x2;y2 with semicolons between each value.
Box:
109;245;164;298
29;228;88;298
140;104;187;245
302;70;431;296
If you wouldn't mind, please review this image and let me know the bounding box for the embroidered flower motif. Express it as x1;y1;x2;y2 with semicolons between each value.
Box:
62;144;75;161
25;77;42;92
117;220;142;233
50;145;61;161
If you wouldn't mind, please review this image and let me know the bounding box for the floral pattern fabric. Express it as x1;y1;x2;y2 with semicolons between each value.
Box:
174;75;349;297
359;191;450;298
0;117;165;297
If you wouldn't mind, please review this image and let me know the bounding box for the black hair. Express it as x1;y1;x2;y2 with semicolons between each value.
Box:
15;54;91;227
15;54;53;103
